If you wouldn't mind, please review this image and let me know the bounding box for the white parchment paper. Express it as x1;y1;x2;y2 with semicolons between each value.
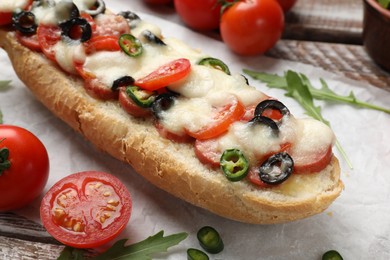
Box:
1;1;390;259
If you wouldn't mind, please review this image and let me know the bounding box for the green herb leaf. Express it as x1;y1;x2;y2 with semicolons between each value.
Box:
378;0;390;9
91;231;188;260
57;247;86;260
0;80;11;91
243;69;390;114
244;69;353;169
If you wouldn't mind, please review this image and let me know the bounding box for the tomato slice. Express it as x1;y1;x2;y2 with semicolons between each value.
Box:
247;167;272;188
40;171;132;249
186;96;245;140
118;87;152;117
194;138;222;168
290;145;333;174
85;35;121;54
16;32;42;52
84;78;118;100
0;12;13;26
37;25;62;61
135;58;191;91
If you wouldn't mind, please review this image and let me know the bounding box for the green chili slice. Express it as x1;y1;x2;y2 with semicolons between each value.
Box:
187;248;209;260
322;250;343;260
119;34;142;57
220;149;249;182
197;226;224;254
198;57;231;75
125;86;157;108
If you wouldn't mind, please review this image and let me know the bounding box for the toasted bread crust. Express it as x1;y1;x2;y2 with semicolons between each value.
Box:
0;29;343;224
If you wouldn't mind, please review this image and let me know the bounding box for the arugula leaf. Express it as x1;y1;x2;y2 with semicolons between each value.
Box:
243;69;390;114
378;0;390;9
57;247;86;260
92;231;188;260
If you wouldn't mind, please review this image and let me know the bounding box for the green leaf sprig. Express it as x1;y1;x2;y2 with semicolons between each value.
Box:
244;69;354;169
57;231;188;260
378;0;390;9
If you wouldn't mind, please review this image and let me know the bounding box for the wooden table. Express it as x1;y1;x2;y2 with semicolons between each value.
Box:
1;0;389;259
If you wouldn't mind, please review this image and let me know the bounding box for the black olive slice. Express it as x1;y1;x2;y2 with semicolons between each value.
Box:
118;11;141;29
142;30;166;46
259;152;294;185
151;92;178;119
111;76;135;91
12;11;37;34
254;100;290;120
248;115;279;136
60;17;92;44
85;0;106;17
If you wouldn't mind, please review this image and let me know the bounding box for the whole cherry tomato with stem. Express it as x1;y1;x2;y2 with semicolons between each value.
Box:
220;0;284;56
0;125;49;211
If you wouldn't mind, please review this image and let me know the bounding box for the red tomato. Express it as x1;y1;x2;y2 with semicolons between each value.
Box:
276;0;297;12
220;0;284;56
118;88;152;117
84;78;118;100
247;167;272;188
16;32;42;52
194;138;221;168
0;0;32;25
290;145;333;174
155;121;194;143
40;171;132;248
135;58;191;91
0;125;49;211
85;35;121;54
37;25;62;61
185;96;245;140
174;0;222;31
144;0;172;4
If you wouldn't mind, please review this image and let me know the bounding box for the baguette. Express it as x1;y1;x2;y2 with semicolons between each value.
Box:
0;3;343;224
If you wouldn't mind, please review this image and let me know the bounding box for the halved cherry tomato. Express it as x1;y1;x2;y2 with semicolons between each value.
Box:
85;35;121;54
155;121;194;143
37;25;62;61
118;87;152;117
0;125;49;211
247;167;272;188
220;0;284;56
84;78;118;100
16;32;41;52
135;58;191;91
185;96;245;140
40;171;132;249
290;145;333;174
194;138;221;168
174;0;223;31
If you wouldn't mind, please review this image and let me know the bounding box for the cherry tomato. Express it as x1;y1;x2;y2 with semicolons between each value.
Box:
247;167;271;188
174;0;222;31
0;125;49;211
185;95;245;140
276;0;297;12
135;58;192;91
220;0;284;56
85;35;121;54
37;25;62;61
144;0;172;4
118;87;152;118
84;78;118;100
16;32;42;52
40;171;132;248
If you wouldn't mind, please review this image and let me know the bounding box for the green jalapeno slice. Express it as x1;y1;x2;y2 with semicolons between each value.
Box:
187;248;209;260
220;149;249;182
322;250;343;260
198;57;231;75
197;226;224;254
119;34;143;57
126;86;157;108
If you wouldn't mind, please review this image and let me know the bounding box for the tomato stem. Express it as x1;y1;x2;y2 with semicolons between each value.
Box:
0;147;11;176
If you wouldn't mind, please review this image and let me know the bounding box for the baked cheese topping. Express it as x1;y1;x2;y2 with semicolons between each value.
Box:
5;0;337;188
0;0;30;12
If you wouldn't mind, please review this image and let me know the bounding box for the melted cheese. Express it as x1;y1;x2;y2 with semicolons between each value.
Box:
0;0;30;12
